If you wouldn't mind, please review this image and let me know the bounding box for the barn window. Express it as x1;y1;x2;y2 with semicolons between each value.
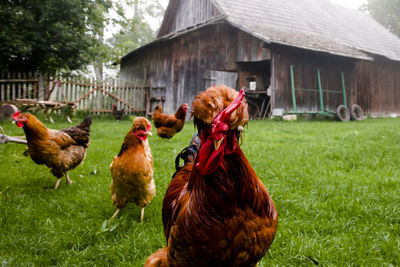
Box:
203;70;238;89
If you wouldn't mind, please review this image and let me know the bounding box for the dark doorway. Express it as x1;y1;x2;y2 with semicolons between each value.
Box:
237;60;271;119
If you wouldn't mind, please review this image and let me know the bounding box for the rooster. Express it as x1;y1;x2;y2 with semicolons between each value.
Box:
152;103;188;139
12;111;92;189
112;104;124;121
145;85;278;267
110;117;154;222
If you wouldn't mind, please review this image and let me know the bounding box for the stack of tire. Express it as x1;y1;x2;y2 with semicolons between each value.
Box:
335;104;364;122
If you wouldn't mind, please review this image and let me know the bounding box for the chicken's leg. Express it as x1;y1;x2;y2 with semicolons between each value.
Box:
110;208;121;221
66;172;72;185
140;207;145;222
54;178;61;189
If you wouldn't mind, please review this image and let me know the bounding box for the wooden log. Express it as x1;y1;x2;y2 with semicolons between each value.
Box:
0;134;27;144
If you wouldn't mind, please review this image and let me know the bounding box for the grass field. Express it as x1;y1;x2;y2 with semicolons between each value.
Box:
0;115;399;266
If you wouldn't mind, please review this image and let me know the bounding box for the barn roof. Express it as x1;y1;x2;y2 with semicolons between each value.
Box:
213;0;400;61
123;0;400;62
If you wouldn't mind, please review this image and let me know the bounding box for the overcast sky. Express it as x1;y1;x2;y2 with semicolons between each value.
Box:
330;0;366;9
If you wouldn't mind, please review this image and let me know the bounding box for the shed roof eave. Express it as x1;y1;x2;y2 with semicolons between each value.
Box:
272;42;373;61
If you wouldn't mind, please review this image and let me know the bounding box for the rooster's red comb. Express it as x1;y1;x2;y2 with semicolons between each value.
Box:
12;111;21;120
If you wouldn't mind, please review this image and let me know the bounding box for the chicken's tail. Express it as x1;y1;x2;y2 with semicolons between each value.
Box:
76;116;92;133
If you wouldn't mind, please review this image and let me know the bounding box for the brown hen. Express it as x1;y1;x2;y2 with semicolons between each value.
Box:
145;85;278;267
12;111;91;189
152;103;188;139
110;117;154;222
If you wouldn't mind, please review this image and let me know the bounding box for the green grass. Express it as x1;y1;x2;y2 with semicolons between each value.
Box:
1;116;399;266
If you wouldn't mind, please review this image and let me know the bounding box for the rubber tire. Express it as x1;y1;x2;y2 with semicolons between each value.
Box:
0;104;18;121
350;104;364;121
335;105;350;122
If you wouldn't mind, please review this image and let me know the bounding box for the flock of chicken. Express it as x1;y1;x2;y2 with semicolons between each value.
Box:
11;85;278;267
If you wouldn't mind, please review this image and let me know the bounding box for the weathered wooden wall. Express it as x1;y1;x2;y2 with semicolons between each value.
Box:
121;22;244;114
272;46;400;115
271;46;356;112
158;0;222;37
355;57;400;115
237;31;270;62
121;19;400;116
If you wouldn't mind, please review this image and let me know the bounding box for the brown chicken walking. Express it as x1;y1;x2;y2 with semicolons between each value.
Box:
152;103;188;139
12;111;92;189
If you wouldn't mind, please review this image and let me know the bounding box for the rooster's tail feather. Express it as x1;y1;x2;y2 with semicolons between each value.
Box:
76;116;92;133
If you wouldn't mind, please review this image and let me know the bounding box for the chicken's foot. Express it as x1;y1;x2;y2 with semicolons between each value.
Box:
140;207;145;222
110;208;121;221
66;172;72;185
54;178;61;189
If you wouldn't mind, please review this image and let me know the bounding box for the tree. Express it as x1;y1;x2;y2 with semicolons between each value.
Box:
361;0;400;38
0;0;112;74
106;0;165;69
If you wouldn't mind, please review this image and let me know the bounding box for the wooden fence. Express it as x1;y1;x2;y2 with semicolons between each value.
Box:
0;71;40;101
0;72;159;115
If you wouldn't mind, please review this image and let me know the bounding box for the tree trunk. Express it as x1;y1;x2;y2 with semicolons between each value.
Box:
94;23;104;82
94;61;103;82
134;0;139;18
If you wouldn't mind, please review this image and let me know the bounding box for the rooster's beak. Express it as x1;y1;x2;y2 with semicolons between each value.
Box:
214;137;224;150
146;131;152;136
12;120;16;124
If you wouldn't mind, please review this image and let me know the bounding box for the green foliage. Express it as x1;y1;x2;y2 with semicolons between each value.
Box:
361;0;400;37
0;118;399;266
0;0;112;73
0;0;165;77
106;0;165;66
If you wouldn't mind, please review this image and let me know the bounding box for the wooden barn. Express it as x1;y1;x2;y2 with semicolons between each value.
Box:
119;0;400;118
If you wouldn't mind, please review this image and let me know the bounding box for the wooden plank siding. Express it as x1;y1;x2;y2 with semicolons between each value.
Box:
121;22;274;115
121;22;245;114
121;22;400;117
271;46;356;113
271;46;400;115
158;0;222;37
237;31;271;62
355;57;400;115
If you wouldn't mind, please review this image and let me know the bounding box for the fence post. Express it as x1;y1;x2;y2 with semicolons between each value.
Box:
11;72;16;100
38;72;47;100
145;87;151;117
0;71;4;101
